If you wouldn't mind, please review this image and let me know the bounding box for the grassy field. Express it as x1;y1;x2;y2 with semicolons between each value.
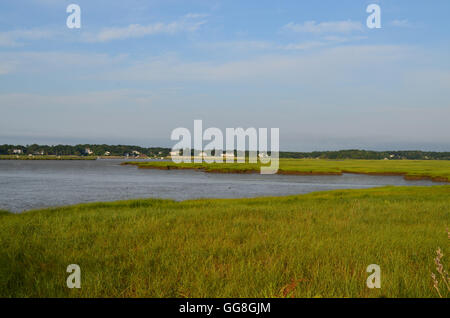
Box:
123;159;450;182
1;186;449;298
0;155;96;160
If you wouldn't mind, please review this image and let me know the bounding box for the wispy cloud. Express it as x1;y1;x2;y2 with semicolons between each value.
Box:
282;41;326;51
196;35;367;53
0;51;127;76
282;36;366;51
82;15;206;43
196;40;274;52
0;28;57;47
92;45;414;84
184;13;209;19
283;20;363;34
0;14;207;46
390;19;412;28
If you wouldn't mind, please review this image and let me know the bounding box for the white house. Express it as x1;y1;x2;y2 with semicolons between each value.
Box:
84;148;93;155
12;149;23;154
104;151;111;156
169;151;180;156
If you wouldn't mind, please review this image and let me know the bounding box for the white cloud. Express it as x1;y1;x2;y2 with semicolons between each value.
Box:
283;20;363;34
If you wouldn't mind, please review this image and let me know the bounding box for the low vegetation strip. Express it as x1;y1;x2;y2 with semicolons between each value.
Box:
123;159;450;182
0;186;449;297
0;155;96;160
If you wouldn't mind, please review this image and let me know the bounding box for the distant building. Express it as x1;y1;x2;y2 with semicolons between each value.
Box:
169;151;180;156
12;149;23;154
104;151;111;156
221;153;235;159
84;148;93;155
131;150;140;156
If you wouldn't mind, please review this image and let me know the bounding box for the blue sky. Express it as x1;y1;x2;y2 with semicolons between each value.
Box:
0;0;449;151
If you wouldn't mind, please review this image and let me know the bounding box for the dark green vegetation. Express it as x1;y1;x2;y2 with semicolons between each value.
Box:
1;144;449;159
0;144;170;157
124;159;450;182
0;186;449;297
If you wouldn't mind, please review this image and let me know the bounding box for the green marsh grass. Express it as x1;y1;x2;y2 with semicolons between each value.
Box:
123;159;450;182
0;186;449;298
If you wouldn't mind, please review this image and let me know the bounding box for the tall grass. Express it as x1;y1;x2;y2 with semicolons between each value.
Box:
0;186;449;298
431;228;450;297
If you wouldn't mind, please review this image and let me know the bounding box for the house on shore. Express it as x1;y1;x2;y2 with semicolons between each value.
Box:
12;149;23;155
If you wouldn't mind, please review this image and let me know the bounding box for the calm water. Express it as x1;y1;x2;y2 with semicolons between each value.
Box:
0;159;445;213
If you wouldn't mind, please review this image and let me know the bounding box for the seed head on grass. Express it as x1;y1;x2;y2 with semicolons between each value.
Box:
431;228;450;297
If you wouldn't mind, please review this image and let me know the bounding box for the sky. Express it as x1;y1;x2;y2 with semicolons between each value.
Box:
0;0;449;151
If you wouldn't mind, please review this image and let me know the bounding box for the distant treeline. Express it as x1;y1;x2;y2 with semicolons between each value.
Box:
279;149;450;160
1;144;449;160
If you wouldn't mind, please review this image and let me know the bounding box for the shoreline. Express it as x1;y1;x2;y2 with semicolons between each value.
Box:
2;183;449;215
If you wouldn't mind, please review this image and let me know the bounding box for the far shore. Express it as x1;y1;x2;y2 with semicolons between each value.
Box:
0;155;168;160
